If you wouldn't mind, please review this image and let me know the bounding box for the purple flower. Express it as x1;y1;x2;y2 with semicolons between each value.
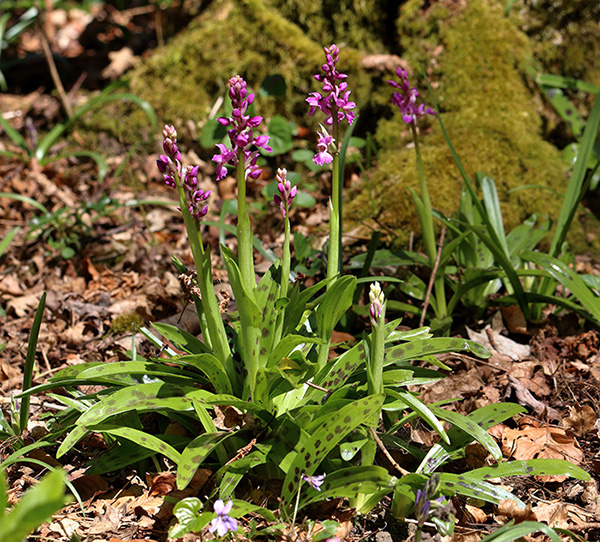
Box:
313;124;335;166
208;499;238;537
307;44;356;127
212;75;272;181
273;168;297;217
157;124;211;222
301;472;326;491
369;281;384;325
388;67;436;126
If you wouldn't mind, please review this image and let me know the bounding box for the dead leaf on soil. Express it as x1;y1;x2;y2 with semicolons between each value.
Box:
501;423;584;482
496;499;537;523
563;404;597;437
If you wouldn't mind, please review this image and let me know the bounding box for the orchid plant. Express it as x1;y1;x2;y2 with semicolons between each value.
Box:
16;45;591;542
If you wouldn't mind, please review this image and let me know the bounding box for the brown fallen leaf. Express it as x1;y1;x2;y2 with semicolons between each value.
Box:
501;423;584;482
496;499;536;523
563;404;597;437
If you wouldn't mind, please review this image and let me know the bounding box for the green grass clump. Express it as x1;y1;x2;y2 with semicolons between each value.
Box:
111;311;144;334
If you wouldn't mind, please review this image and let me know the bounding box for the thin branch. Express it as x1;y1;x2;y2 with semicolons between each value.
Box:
369;426;410;476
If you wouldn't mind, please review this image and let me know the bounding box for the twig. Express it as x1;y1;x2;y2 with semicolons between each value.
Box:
369;426;410;476
420;226;445;327
38;20;73;119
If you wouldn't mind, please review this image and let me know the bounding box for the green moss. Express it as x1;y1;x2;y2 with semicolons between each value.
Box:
128;0;374;133
347;0;571;247
111;311;145;334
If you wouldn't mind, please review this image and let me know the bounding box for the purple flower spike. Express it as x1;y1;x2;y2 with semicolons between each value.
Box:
212;75;271;181
307;44;356;127
157;124;210;223
314;124;335;166
301;472;326;491
208;499;238;537
388;67;436;126
273;168;297;217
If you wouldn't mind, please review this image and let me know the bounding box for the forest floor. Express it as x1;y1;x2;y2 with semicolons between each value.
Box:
1;3;600;541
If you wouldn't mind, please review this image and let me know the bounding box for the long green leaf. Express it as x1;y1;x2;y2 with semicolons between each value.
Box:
0;226;19;258
481;520;562;542
465;458;589;481
177;431;232;489
390;390;449;444
523;251;600;323
440;473;523;506
417;403;525;474
46;150;108;182
101;426;181;464
19;292;45;432
549;91;600;258
0;192;48;214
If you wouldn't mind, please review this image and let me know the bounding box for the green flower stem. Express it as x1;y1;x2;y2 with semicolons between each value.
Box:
367;303;386;397
410;124;447;318
327;120;342;288
235;152;260;400
236;150;256;294
174;174;231;368
281;215;291;299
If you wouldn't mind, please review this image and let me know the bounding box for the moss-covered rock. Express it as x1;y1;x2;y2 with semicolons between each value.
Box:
128;0;375;131
346;0;570;247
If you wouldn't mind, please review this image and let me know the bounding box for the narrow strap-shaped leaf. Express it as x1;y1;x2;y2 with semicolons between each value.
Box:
101;426;181;464
177;431;232;489
417;403;525;474
0;226;19;258
429;406;501;460
389;390;449;445
20;292;46;432
57;425;89;458
481;520;562;542
465;458;589;481
178;354;232;394
385;336;490;365
439;473;523;507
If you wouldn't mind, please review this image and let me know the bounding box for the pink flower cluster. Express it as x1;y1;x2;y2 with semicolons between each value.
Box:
307;44;356;127
388;67;436;126
273;168;297;217
157;125;210;221
212;75;272;181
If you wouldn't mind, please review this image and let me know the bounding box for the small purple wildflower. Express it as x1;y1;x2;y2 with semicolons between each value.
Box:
388;67;436;126
414;474;443;527
208;499;238;537
307;44;356;127
369;281;384;326
273;168;297;217
157;125;211;222
212;75;272;181
301;472;326;491
313;124;335;166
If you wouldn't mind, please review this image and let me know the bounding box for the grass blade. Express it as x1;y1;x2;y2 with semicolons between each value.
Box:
19;292;46;432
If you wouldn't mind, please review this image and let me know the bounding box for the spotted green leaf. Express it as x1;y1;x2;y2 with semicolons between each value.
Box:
388;390;449;444
385;337;490;365
177;431;232;489
480;520;562;542
281;394;384;504
417;403;526;474
101;426;181;464
440;473;522;506
152;322;209;354
177;354;232;394
465;458;589;482
314;275;356;338
429;405;501;460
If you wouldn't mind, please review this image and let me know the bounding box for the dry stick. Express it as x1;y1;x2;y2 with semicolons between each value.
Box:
420;226;446;327
38;24;73;119
369;426;410;476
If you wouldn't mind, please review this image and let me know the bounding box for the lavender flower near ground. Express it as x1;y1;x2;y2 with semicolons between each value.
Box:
301;472;326;491
212;75;272;181
208;499;238;537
